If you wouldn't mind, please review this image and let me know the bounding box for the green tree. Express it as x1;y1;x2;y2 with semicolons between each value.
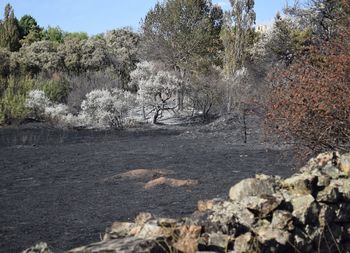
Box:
64;32;88;41
18;15;43;46
0;3;21;51
43;26;64;43
142;0;223;71
141;0;223;109
221;0;256;77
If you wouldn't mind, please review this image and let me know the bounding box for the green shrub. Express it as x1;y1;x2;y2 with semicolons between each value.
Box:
0;76;36;124
38;79;69;103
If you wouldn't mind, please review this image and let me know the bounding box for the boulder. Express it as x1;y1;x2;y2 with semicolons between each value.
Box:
290;194;319;224
339;153;350;176
229;177;276;201
241;195;282;218
255;226;291;246
173;225;201;253
271;210;294;231
282;173;317;196
232;232;257;253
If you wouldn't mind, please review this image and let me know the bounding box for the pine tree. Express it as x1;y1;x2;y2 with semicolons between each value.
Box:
0;4;21;51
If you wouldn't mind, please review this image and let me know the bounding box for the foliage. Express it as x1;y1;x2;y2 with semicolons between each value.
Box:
221;0;256;77
80;88;136;129
64;32;88;41
43;26;64;43
18;15;43;46
0;48;11;77
0;76;36;124
21;40;63;74
188;67;227;119
38;78;69;103
104;29;140;87
132;61;180;123
25;89;51;119
65;70;122;113
141;0;223;72
0;4;21;51
266;26;350;154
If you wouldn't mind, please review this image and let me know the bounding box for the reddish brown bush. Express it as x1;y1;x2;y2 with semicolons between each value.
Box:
266;7;350;155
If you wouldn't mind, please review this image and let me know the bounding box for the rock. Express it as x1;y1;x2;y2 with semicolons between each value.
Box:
303;152;338;172
157;218;178;227
318;204;337;227
335;203;350;222
282;173;317;196
321;164;344;179
290;194;319;224
198;198;224;212
66;152;350;253
317;174;331;187
317;184;341;203
255;226;291;246
67;237;164;253
107;222;137;239
339;154;350;176
144;177;198;189
229;178;276;201
233;232;257;253
207;232;231;249
210;201;256;230
241;195;282;218
22;242;52;253
173;225;201;253
137;222;169;239
135;212;153;226
105;168;174;182
271;210;294;231
332;178;350;201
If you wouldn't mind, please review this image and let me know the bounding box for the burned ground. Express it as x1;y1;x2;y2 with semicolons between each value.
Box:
0;125;294;252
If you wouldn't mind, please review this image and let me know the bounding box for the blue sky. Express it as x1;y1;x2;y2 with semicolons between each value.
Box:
0;0;293;35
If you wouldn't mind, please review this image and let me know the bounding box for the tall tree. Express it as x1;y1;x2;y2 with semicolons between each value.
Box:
142;0;223;72
0;4;21;51
18;15;43;46
221;0;256;77
141;0;223;110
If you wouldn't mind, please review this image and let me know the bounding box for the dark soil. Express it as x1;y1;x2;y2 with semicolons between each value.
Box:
0;124;295;253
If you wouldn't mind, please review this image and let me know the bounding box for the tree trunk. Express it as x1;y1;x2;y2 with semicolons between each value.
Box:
153;109;161;124
242;109;247;144
142;106;146;120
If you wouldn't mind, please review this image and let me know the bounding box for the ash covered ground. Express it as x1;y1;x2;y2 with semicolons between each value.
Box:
0;121;294;252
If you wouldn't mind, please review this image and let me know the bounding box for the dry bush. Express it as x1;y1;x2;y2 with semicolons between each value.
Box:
266;25;350;155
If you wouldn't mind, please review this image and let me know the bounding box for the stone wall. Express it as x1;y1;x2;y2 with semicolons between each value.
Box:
26;152;350;253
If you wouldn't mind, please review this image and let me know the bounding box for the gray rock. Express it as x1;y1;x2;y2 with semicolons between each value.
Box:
67;237;164;253
135;212;153;225
22;242;53;253
322;164;344;179
107;222;136;239
317;184;341;203
282;173;317;195
255;226;291;245
241;195;282;218
332;178;350;201
233;232;256;253
290;194;319;224
271;210;294;231
339;153;350;176
229;178;276;201
206;232;231;249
